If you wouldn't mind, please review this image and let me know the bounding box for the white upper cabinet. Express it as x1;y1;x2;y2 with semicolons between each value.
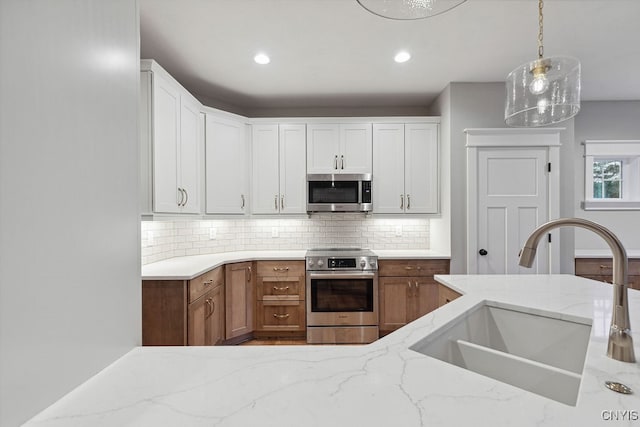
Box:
306;124;372;174
252;124;306;214
140;60;203;215
373;122;439;214
372;124;405;213
205;112;248;214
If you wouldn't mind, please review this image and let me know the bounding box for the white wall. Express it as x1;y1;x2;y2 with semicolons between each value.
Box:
432;82;576;273
574;101;640;251
428;86;452;257
0;2;140;425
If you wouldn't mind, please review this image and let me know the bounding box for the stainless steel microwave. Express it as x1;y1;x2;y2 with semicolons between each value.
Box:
306;173;372;213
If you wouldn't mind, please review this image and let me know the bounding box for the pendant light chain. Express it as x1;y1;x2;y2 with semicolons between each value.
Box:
537;0;544;59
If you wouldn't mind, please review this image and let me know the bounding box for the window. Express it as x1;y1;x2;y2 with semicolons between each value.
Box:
583;140;640;210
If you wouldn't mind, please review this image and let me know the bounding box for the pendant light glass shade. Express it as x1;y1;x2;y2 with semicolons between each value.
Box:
356;0;467;20
505;56;580;127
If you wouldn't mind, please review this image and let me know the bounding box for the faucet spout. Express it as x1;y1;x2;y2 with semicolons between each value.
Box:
518;218;635;363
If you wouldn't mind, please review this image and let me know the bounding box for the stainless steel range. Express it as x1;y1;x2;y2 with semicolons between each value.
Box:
306;248;379;344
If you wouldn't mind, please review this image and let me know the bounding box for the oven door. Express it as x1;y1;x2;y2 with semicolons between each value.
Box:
306;271;378;326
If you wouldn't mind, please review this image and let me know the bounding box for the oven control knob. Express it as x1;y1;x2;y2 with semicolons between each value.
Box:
360;259;366;268
317;259;324;267
307;259;315;268
369;260;376;268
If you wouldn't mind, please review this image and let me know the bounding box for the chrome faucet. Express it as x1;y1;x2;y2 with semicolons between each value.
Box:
519;218;636;363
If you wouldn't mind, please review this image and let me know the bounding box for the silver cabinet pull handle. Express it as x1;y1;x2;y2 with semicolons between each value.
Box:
182;188;189;207
281;195;285;210
177;188;185;206
407;194;411;210
274;195;278;210
272;285;289;291
273;313;290;319
334;155;338;170
241;194;245;209
400;194;404;209
341;155;344;170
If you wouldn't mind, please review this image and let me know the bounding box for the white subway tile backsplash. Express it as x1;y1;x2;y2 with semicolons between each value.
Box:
141;216;430;265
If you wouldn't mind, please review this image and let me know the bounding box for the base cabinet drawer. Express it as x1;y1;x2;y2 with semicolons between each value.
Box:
256;301;305;331
255;260;306;338
257;277;304;300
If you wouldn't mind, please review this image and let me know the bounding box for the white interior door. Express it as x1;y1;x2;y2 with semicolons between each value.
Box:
475;147;550;274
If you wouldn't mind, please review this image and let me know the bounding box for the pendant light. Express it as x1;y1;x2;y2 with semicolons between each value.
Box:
356;0;467;20
505;0;580;127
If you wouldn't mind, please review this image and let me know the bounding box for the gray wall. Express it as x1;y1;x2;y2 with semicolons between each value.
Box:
574;101;640;251
432;82;576;274
0;1;141;425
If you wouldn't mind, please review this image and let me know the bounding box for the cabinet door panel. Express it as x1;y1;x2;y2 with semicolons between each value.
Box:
306;124;340;174
379;277;411;331
206;115;247;214
188;295;207;346
279;124;307;213
373;124;405;213
414;279;439;320
179;97;203;213
153;75;180;213
340;124;372;174
251;124;280;213
225;262;253;339
405;123;439;213
210;284;225;345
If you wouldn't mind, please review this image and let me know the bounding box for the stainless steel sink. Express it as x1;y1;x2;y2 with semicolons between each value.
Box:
410;300;592;406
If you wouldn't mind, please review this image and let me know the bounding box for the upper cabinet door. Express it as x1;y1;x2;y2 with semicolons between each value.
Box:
405;123;439;214
306;124;340;174
179;96;203;214
251;124;280;214
340;124;372;174
279;124;307;214
205;115;247;214
141;61;204;215
152;74;181;213
373;123;405;214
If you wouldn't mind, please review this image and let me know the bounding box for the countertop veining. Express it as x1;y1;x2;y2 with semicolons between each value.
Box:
25;275;640;426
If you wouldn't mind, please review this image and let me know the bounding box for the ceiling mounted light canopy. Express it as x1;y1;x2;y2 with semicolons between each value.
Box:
356;0;467;20
505;0;581;127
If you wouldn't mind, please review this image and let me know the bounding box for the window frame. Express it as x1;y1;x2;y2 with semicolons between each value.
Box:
583;140;640;210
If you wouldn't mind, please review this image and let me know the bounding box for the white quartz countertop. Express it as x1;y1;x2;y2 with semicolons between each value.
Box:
26;275;640;426
141;249;450;280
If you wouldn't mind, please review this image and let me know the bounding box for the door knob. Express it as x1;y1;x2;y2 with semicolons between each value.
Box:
479;249;488;256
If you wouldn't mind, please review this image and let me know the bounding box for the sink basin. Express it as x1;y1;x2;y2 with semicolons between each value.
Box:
410;300;592;406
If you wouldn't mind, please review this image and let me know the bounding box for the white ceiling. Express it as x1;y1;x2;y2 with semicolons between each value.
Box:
140;0;640;114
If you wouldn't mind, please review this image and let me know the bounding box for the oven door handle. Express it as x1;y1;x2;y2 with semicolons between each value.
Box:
307;272;376;280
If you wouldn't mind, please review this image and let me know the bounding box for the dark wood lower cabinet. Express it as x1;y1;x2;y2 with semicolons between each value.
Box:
378;259;450;336
575;258;640;290
142;266;225;346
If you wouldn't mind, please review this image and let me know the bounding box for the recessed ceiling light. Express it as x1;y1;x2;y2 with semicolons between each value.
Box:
394;51;411;63
254;53;270;65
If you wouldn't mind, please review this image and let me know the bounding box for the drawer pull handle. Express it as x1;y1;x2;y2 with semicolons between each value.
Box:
404;266;421;270
599;265;611;269
273;286;290;292
273;313;290;319
203;279;213;286
273;267;290;272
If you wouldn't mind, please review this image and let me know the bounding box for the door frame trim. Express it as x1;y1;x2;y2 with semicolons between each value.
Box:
465;129;562;274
